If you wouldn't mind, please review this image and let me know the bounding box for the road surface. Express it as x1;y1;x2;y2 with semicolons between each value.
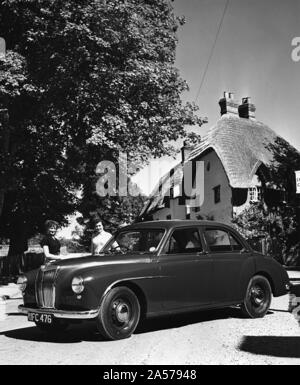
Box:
0;294;299;365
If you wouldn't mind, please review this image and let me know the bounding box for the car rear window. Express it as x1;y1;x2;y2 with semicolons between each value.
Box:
229;233;244;251
204;228;244;253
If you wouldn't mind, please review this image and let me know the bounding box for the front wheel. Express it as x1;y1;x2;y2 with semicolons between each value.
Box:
241;275;272;318
97;287;140;340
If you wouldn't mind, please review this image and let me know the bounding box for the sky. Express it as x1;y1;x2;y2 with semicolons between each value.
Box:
133;0;300;195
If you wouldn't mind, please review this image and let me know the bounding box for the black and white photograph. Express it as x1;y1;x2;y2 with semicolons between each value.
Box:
0;0;300;368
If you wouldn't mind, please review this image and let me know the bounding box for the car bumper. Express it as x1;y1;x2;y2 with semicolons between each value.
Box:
18;305;99;320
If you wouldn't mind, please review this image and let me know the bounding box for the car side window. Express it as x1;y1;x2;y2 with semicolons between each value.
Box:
204;229;232;253
229;232;244;252
166;228;203;254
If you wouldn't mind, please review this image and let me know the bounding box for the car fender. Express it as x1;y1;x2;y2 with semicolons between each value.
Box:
253;255;289;297
70;261;163;314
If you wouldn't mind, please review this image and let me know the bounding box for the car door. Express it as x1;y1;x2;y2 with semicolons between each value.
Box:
158;227;213;311
202;226;254;305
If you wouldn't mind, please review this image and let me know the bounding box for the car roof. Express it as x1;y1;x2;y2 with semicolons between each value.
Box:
121;220;236;231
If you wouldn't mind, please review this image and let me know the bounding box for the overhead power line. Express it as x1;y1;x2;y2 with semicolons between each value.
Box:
194;0;230;103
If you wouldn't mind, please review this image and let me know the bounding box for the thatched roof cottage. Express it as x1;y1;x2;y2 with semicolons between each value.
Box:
140;92;293;224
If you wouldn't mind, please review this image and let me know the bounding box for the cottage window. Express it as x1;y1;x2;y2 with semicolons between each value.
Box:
173;184;180;198
186;205;191;220
213;185;221;204
249;187;261;203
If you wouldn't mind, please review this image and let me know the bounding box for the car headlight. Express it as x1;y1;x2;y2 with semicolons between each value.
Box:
17;276;27;292
71;276;85;294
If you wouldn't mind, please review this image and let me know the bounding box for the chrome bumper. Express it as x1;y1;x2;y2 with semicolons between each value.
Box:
18;305;99;320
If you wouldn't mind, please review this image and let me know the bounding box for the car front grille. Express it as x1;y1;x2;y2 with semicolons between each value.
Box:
36;266;59;309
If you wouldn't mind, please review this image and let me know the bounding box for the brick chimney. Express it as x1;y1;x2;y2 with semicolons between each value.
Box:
238;97;256;119
219;92;239;116
181;140;193;163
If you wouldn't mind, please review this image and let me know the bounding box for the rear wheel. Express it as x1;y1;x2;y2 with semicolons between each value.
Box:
241;275;272;318
97;286;140;340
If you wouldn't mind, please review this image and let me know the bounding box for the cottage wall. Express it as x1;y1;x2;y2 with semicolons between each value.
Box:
190;150;232;224
152;150;233;224
152;198;186;221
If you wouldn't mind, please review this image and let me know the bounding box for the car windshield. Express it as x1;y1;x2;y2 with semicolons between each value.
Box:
102;229;165;255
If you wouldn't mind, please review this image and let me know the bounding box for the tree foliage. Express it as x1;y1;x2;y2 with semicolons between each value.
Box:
79;180;146;250
233;138;300;266
0;0;203;259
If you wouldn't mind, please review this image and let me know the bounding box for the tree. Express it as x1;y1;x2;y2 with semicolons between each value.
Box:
233;138;300;266
0;50;37;219
0;0;204;272
267;137;300;265
79;180;146;250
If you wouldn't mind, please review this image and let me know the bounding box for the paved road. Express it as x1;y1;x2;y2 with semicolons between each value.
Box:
0;294;299;365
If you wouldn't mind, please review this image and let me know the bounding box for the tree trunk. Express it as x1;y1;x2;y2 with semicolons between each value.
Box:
6;222;28;277
0;109;9;220
0;190;4;219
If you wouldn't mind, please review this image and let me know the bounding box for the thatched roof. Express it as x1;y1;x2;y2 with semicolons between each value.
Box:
143;114;281;215
187;114;279;188
144;162;184;214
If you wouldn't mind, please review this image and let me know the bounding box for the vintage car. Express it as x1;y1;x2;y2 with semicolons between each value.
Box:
18;220;290;340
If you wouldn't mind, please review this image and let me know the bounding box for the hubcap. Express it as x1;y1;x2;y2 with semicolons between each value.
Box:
112;300;130;324
250;286;265;306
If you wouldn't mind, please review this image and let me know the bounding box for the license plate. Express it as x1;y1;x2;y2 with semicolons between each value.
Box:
28;312;53;324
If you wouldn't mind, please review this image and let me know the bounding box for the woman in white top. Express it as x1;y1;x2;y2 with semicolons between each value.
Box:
91;221;112;255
